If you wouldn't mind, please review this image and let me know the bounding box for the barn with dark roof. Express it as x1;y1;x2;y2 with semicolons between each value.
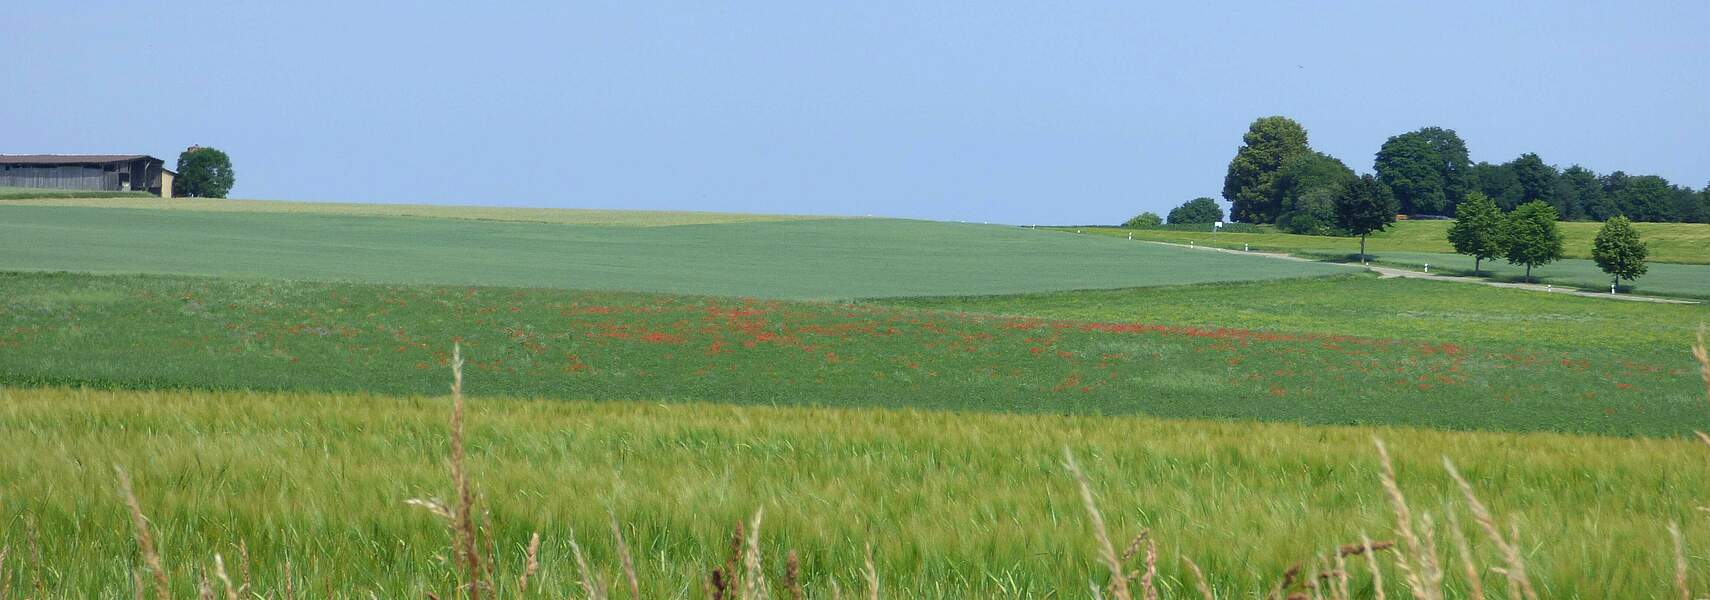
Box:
0;154;174;198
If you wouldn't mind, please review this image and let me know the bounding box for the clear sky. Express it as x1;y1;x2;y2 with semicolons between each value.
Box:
5;1;1707;224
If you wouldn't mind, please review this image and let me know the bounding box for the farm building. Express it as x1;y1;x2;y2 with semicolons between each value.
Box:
0;154;174;198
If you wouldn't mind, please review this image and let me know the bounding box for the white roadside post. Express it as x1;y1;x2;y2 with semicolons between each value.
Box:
1127;232;1133;240
1611;283;1617;295
1244;243;1249;252
1424;263;1429;273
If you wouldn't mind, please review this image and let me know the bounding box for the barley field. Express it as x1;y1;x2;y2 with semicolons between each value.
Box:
3;382;1709;598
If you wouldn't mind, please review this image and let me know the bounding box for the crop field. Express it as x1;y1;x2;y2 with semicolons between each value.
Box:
3;271;1704;436
0;196;824;226
1072;220;1710;264
0;205;1344;299
3;385;1708;597
3;200;1709;597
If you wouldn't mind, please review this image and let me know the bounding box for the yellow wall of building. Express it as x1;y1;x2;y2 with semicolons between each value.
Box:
160;172;174;198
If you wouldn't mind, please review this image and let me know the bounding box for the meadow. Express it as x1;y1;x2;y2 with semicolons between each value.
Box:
3;384;1709;598
2;271;1704;437
0;205;1342;299
1072;219;1710;264
1302;249;1710;298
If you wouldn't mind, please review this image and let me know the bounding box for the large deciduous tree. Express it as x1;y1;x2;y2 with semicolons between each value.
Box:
1591;216;1648;291
1508;153;1558;207
1471;161;1524;211
1556;165;1601;221
1222;116;1310;224
1445;192;1505;274
1272;151;1355;235
1167;197;1225;224
1333;174;1398;263
175;146;236;198
1374;126;1470;216
1501;201;1564;283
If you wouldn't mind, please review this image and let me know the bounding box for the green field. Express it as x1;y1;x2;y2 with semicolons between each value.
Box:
3;199;1709;597
4;385;1706;597
0;196;825;226
2;271;1703;436
1077;219;1710;264
0;205;1344;299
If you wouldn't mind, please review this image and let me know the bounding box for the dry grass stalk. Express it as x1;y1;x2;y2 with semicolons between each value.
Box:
1360;532;1386;600
712;520;746;600
1373;439;1442;600
1063;448;1133;600
283;557;296;600
1332;550;1352;600
237;540;252;596
1694;325;1709;405
115;466;172;600
610;518;641;599
517;532;541;593
213;553;239;600
785;550;803;600
1444;509;1484;600
1441;458;1537;600
130;567;144;600
741;509;766;600
863;542;879;600
197;568;215;600
1671;522;1690;600
1139;536;1159;600
568;533;607;600
447;344;482;600
0;545;11;600
1181;556;1215;600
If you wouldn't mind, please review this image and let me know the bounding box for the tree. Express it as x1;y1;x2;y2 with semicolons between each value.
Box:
1501;201;1564;282
1333;174;1398;262
1222;116;1311;224
1445;192;1505;274
1508;153;1558;207
1556;165;1601;221
1373;127;1469;215
175;146;235;198
1610;174;1676;222
1591;216;1648;291
1471;161;1523;211
1273;151;1355;234
1167;197;1225;225
1121;212;1163;228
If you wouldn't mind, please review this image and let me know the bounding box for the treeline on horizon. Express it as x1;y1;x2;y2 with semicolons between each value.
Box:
1213;116;1710;233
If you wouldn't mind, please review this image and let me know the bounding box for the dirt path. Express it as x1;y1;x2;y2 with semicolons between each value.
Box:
1145;241;1700;305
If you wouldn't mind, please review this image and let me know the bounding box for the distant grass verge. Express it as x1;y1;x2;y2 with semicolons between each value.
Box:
0;186;153;200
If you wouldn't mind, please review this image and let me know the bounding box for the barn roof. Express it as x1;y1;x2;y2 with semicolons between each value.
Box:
0;154;157;165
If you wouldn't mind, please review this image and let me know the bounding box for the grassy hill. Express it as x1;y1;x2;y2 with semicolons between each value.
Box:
0;205;1343;299
1077;219;1710;264
0;186;154;200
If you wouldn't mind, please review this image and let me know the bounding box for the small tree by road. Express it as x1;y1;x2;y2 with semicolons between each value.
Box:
1591;216;1648;292
1445;192;1505;274
1333;174;1397;263
175;146;235;198
1502;201;1563;283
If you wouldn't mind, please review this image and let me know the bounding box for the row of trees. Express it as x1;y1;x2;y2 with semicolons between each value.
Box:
1447;193;1649;287
1216;117;1709;230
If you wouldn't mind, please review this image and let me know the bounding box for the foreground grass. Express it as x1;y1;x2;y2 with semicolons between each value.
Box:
0;206;1342;299
3;272;1704;436
0;196;826;226
2;385;1707;597
1069;219;1710;264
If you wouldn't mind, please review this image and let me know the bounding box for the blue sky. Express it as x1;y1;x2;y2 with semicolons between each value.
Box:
4;1;1706;224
